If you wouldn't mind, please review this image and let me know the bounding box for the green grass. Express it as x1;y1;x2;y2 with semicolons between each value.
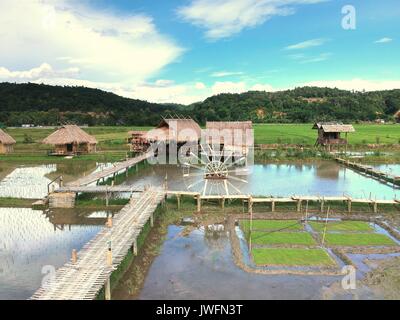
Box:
324;233;397;246
309;221;374;232
252;248;335;266
253;124;400;146
240;219;303;231
249;231;316;246
0;197;36;208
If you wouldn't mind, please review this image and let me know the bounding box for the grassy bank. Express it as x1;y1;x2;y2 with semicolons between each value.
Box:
0;197;36;208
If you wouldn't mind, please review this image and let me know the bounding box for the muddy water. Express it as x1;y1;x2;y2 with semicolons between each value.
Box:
0;162;112;199
139;225;378;300
123;161;399;199
0;207;111;300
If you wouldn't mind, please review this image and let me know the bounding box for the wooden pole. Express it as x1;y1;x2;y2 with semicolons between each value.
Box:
133;238;138;256
177;194;181;210
271;200;275;212
249;196;253;253
196;194;201;213
71;249;77;264
347;199;352;213
297;199;302;212
321;206;330;246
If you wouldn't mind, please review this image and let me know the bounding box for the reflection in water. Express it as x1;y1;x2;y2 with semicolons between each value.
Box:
139;225;351;300
371;164;400;176
0;162;113;199
124;162;399;199
0;165;56;198
0;208;104;300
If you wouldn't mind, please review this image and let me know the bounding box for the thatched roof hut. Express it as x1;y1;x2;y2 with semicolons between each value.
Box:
0;129;16;154
204;121;253;153
312;122;355;148
146;119;201;144
43;125;97;155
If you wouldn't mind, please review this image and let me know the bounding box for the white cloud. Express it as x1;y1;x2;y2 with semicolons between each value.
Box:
211;71;244;77
302;78;400;91
177;0;326;40
0;63;79;81
0;0;183;83
285;38;327;50
375;37;393;44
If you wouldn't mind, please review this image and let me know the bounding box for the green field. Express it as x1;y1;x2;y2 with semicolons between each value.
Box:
252;248;335;266
249;231;316;246
240;219;303;231
309;221;374;233
253;124;400;145
324;233;397;246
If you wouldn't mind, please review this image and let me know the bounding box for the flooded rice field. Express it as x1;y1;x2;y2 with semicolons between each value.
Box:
0;207;111;299
0;162;113;198
124;162;399;199
138;225;381;300
1;159;399;300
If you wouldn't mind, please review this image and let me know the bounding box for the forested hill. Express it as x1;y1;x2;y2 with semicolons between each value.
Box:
0;82;399;126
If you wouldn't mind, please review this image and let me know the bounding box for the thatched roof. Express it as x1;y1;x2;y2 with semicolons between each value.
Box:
394;110;400;118
206;121;253;130
0;129;16;145
313;122;355;133
204;121;253;147
146;119;201;143
42;125;97;145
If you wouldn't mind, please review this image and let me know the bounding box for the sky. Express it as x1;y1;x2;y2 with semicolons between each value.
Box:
0;0;399;104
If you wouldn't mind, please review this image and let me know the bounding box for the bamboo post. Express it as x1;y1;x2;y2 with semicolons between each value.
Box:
196;194;201;213
107;216;112;228
150;212;154;227
177;194;181;209
373;201;378;213
320;198;324;213
271;201;275;212
347;199;352;213
133;238;138;256
105;277;111;300
296;199;302;212
71;249;77;264
321;206;330;246
221;197;225;209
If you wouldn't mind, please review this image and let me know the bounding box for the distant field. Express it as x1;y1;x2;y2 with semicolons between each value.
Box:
252;248;335;266
253;124;400;145
2;123;399;158
309;221;374;233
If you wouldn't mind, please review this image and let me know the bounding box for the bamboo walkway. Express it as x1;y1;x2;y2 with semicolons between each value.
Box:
68;152;150;187
336;157;400;187
56;185;144;193
31;188;165;300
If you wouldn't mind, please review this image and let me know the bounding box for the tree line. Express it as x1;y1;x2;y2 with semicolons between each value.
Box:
0;82;399;127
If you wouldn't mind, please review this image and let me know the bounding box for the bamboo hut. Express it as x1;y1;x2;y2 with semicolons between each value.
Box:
205;121;253;156
42;125;97;155
0;129;16;154
313;122;355;150
146;118;201;145
128;130;149;153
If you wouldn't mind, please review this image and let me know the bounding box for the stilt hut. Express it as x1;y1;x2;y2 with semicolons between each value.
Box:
146;118;201;148
42;125;97;155
205;121;253;156
128;130;149;153
0;129;16;154
313;122;355;150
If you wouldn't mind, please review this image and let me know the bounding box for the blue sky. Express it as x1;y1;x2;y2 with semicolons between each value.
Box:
0;0;399;104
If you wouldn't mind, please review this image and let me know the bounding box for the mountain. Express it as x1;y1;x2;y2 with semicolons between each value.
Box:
0;82;399;126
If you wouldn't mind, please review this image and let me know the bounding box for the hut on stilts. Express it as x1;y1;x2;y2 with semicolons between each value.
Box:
313;122;355;151
205;121;253;157
42;125;97;156
0;129;16;154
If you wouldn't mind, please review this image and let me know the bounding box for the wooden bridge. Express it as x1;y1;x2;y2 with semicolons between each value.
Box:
67;152;151;187
55;185;144;194
336;157;400;188
31;188;165;300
